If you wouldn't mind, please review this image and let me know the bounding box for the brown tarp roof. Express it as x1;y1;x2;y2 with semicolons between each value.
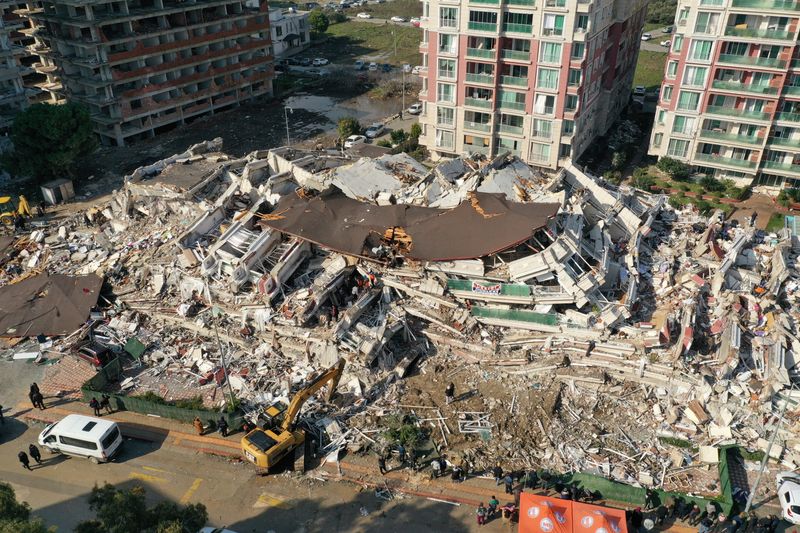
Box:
0;273;103;337
261;189;560;261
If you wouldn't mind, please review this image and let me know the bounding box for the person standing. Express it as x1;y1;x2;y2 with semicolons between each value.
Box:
28;444;41;465
34;392;45;410
527;469;539;489
504;473;514;495
493;464;503;485
430;458;441;478
217;417;228;438
18;451;31;470
445;382;455;404
476;502;487;526
100;394;113;414
89;397;101;416
644;488;658;510
488;496;500;518
193;416;204;435
378;455;387;475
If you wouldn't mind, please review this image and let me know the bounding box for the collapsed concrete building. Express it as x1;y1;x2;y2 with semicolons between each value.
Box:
4;140;800;503
21;0;275;145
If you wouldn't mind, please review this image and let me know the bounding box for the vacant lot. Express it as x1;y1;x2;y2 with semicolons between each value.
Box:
634;50;667;90
321;20;423;66
357;0;422;19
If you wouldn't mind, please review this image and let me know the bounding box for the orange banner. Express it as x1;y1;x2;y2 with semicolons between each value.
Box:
519;493;628;533
572;501;628;533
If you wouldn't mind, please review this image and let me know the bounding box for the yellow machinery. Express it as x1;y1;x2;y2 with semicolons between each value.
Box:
241;358;345;471
0;195;31;225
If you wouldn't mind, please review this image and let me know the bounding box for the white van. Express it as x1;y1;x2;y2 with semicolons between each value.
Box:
38;414;123;463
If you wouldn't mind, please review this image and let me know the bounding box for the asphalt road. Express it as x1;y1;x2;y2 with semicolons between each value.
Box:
0;423;477;533
641;27;673;53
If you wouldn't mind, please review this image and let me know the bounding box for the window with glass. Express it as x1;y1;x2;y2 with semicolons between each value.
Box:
672;35;684;53
678;7;690;24
440;7;458;28
540;42;562;63
546;0;566;6
657;109;666;124
676;91;700;111
682;66;707;87
435;129;454;149
436;106;455;126
667;139;690;158
562;119;574;135
694;12;717;34
437;83;455;103
567;68;582;86
469;10;498;30
498;89;526;109
503;12;533;33
666;61;678;78
438;58;456;79
532;118;552;138
724;42;748;56
559;143;571;158
689;40;712;61
662;85;673;102
575;14;588;32
439;33;457;54
535;94;556;114
571;42;585;59
672;115;696;135
653;132;663;147
530;142;551;161
564;94;578;111
543;14;565;35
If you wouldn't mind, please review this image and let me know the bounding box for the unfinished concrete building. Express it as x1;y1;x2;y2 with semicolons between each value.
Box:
0;0;33;128
22;0;274;146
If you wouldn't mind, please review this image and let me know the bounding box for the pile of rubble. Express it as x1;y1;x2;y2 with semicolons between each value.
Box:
2;138;800;501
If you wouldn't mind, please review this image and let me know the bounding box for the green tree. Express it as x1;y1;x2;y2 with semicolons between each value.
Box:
4;102;96;182
337;117;362;140
409;123;422;139
656;156;691;180
308;9;330;34
390;129;407;145
0;483;53;533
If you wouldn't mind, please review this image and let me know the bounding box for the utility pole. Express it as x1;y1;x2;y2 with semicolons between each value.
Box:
284;106;293;146
401;67;405;120
745;383;796;511
211;305;237;409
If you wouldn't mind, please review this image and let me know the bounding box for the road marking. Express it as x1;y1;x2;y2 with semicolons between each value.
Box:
253;492;291;509
129;472;167;484
142;466;170;474
180;478;203;504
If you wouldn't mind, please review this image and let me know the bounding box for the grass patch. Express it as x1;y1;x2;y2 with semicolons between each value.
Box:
658;436;697;450
323;20;422;66
358;0;422;19
740;448;766;462
766;213;786;233
643;22;666;32
634;50;667;90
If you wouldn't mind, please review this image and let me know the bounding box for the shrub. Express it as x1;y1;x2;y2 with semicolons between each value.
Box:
376;139;392;148
656;157;691;180
631;171;656;191
328;9;347;23
337;117;362;139
611;151;627;170
778;190;790;207
668;196;683;209
390;129;408;145
700;175;726;193
410;123;422;140
603;170;622;185
694;199;713;215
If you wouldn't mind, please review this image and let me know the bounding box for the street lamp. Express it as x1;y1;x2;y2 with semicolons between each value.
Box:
284;106;293;147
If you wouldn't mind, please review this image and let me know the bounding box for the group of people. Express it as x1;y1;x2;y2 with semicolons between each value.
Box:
193;416;230;437
17;444;43;471
88;395;113;417
476;496;516;526
377;444;418;475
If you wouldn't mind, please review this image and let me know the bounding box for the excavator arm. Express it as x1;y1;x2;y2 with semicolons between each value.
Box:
280;358;345;432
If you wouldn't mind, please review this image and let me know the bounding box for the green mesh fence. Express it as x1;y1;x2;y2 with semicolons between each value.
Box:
470;306;560;325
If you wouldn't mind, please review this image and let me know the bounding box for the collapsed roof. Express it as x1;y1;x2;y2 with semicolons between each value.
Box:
260;188;560;261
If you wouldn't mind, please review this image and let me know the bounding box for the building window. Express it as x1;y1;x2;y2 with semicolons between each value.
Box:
547;0;566;6
540;42;562;63
682;66;707;87
503;12;533;33
440;7;458;28
436;129;455;149
276;26;283;37
653;132;663;147
559;143;571;158
571;42;585;59
533;118;552;138
469;10;498;30
439;33;457;54
438;58;456;79
671;34;684;53
537;68;559;90
657;109;666;124
437;83;455;103
498;89;526;109
567;68;582;86
689;39;712;61
662;85;673;102
563;119;574;135
530;142;551;162
575;14;588;32
672;115;696;135
694;12;718;34
667;139;690;158
535;94;556;114
543;14;565;36
437;106;455;126
564;94;578;112
676;91;700;111
666;61;678;78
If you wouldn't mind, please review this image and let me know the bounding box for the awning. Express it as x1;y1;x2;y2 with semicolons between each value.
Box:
0;273;103;337
260;188;559;262
283;33;300;41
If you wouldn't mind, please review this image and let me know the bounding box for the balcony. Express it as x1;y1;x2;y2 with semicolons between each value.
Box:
532;129;552;139
699;130;763;145
537;106;556;114
467;47;496;59
724;27;794;40
464;97;493;108
707;105;771;121
694;153;758;169
466;73;495;84
501;49;530;61
506;0;535;4
786;86;800;96
711;80;779;95
498;123;524;135
465;121;492;132
777;111;800;122
731;0;800;10
468;22;498;32
793;59;800;69
470;0;500;3
501;75;528;86
499;100;526;110
540;53;560;63
542;28;564;36
763;160;800;172
769;137;800;147
437;70;456;80
503;23;533;33
717;54;787;69
465;144;491;154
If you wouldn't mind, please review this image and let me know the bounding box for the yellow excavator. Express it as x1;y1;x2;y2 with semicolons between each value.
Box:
0;195;31;225
241;358;345;472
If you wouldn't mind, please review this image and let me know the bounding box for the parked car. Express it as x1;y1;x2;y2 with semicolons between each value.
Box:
381;63;391;72
641;32;652;41
411;65;423;75
368;62;378;71
38;415;123;463
402;63;412;73
408;103;423;115
410;17;421;26
633;85;646;97
778;472;800;524
356;11;371;18
312;58;329;66
662;26;673;33
354;60;365;70
297;57;312;66
307;68;330;77
660;40;671;47
76;342;113;369
390;16;406;22
365;123;385;138
344;134;367;148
